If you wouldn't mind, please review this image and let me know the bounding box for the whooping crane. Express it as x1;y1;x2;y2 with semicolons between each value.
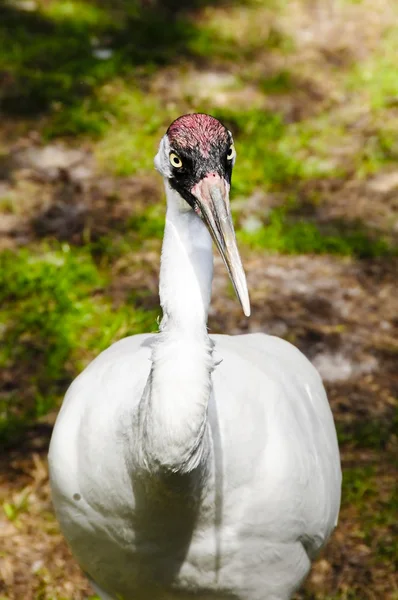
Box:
49;113;341;600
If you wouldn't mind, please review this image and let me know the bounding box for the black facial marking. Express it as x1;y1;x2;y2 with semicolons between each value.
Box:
168;138;233;209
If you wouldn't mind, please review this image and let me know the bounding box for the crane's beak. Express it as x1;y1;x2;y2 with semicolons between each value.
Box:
191;174;251;317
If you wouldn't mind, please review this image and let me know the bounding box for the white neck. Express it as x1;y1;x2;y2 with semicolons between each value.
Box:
159;181;214;332
135;182;215;473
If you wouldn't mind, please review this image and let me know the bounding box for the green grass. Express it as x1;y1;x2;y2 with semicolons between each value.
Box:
0;0;291;138
347;24;398;110
355;126;398;177
0;0;197;131
0;243;158;442
236;204;397;257
0;0;119;117
259;70;294;94
94;85;172;175
2;0;395;188
188;12;294;61
342;466;377;506
342;465;397;565
208;107;304;195
88;189;397;262
89;189;397;261
90;203;165;262
338;407;397;568
336;409;398;450
1;0;396;187
127;204;165;240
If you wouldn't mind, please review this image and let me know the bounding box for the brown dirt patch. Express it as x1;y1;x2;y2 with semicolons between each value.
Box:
297;176;398;242
0;141;162;250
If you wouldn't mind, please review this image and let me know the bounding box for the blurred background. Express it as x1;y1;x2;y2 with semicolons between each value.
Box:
0;0;397;598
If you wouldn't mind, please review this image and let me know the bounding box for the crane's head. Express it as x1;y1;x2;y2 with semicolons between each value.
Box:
155;113;250;317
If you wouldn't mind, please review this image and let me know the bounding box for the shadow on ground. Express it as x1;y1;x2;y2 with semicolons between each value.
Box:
0;0;259;117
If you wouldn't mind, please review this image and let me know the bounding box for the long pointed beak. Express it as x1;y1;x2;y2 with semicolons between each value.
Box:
191;174;250;317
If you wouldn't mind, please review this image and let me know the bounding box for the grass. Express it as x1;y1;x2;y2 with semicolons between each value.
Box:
94;84;172;175
210;107;305;194
87;190;398;261
355;126;398;177
127;204;165;240
342;465;397;564
347;23;398;110
0;0;117;117
0;243;158;442
0;0;191;136
337;410;398;451
236;203;397;257
259;70;294;94
342;466;377;506
187;4;295;60
0;0;292;138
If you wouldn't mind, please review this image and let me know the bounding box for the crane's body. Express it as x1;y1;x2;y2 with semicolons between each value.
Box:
50;332;340;600
49;114;341;600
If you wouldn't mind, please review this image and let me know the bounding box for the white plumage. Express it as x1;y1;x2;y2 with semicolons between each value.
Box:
49;114;341;600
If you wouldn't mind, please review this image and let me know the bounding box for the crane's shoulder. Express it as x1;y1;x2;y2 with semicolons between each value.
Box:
51;333;156;438
49;334;156;506
211;332;323;385
67;333;156;395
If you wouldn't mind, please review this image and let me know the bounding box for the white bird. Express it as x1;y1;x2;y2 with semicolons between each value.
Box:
48;113;341;600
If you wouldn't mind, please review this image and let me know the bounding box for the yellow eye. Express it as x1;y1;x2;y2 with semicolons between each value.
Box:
169;153;183;168
227;144;236;161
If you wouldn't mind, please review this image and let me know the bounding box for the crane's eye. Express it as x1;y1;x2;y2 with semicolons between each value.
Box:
170;153;183;168
226;144;236;161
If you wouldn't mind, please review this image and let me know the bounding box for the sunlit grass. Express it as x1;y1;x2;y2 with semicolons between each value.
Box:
236;203;397;257
347;24;398;110
0;243;158;441
187;3;294;61
94;84;172;175
41;0;111;26
88;192;397;260
207;107;303;195
0;0;193;122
